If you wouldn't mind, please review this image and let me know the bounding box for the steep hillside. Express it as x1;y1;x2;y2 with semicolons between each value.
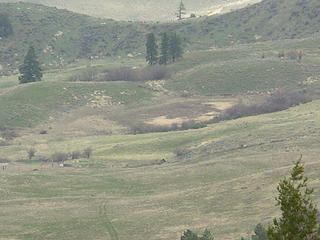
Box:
0;2;146;75
0;0;262;21
0;0;319;75
164;0;320;47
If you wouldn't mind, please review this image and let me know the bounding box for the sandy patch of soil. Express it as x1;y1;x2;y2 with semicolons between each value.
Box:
146;116;187;127
204;101;235;111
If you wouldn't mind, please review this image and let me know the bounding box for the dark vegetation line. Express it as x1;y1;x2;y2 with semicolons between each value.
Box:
213;90;311;122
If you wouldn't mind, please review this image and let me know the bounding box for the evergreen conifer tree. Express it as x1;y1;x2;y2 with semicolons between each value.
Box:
200;229;214;240
159;33;169;65
145;33;158;65
0;13;13;38
181;230;199;240
19;46;43;84
268;157;320;240
251;224;267;240
169;32;183;63
177;0;186;20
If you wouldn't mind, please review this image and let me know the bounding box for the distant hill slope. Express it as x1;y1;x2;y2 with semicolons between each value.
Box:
0;0;262;21
0;0;319;75
167;0;320;47
0;2;147;74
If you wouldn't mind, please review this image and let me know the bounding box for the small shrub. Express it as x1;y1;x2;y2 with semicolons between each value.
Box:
36;156;50;162
104;67;139;81
51;152;69;162
83;147;92;159
27;148;36;160
278;51;285;58
39;130;47;134
0;158;10;163
174;147;191;158
181;120;207;130
71;151;81;160
287;50;298;60
1;129;18;140
140;65;170;80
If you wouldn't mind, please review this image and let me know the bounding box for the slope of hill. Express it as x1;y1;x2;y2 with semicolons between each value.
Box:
1;96;320;239
0;0;319;75
0;2;147;75
0;0;262;21
165;0;320;47
0;36;319;131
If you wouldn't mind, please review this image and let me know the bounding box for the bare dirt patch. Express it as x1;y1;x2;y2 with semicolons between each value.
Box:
144;100;235;127
194;112;217;122
146;116;187;127
203;101;235;111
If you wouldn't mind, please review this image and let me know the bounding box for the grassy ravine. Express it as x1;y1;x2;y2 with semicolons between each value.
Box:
1;0;319;74
1;100;320;239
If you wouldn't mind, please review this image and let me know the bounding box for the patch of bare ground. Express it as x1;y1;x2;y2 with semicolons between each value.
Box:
143;99;236;127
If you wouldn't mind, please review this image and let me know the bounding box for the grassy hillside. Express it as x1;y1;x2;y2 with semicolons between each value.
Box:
162;0;320;47
1;98;320;239
166;37;320;96
0;1;320;239
0;36;319;130
1;0;319;75
0;81;153;128
0;2;147;75
0;0;262;21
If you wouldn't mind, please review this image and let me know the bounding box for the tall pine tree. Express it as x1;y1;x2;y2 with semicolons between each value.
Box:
145;33;158;65
169;32;183;63
0;13;13;38
268;157;320;240
177;0;186;20
19;46;43;84
159;33;169;65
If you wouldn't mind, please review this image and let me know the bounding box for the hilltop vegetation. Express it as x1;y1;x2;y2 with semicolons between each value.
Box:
162;0;320;47
0;0;262;21
0;0;320;75
0;2;147;75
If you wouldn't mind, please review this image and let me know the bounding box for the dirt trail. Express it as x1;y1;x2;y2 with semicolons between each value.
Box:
99;203;119;240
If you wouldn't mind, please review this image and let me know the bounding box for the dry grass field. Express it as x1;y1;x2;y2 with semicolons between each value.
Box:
1;99;320;239
0;29;319;240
